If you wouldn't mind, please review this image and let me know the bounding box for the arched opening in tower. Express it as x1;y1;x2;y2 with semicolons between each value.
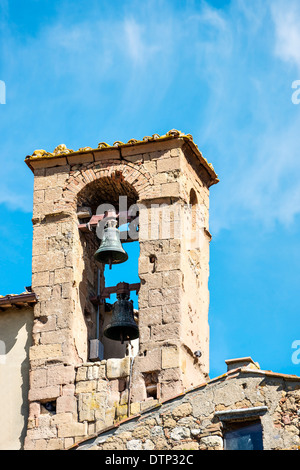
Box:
76;174;140;361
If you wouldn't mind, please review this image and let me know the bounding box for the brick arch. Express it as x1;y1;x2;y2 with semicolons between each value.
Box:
62;160;154;208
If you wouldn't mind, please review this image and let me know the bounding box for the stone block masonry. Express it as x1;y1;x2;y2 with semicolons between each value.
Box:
73;366;300;451
25;356;300;450
26;359;133;449
24;131;219;450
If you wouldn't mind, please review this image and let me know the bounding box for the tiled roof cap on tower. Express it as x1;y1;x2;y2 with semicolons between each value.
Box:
24;129;219;186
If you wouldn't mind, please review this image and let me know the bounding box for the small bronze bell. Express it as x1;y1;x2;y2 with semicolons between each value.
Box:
104;283;139;343
94;219;128;269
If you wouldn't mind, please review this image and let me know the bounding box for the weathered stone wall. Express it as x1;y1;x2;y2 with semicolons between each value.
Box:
74;369;300;451
128;143;212;402
180;145;211;382
272;388;300;447
26;357;158;450
24;357;300;451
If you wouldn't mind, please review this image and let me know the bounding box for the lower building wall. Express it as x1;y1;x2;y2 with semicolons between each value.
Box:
24;349;300;451
74;370;300;451
0;307;33;450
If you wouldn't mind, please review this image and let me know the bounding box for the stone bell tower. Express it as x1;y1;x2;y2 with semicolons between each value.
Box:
24;130;218;450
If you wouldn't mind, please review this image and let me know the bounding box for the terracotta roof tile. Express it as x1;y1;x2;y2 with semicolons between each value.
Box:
0;292;37;309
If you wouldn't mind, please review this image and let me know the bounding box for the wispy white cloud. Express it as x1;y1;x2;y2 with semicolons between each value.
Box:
271;0;300;71
193;0;300;234
123;18;160;66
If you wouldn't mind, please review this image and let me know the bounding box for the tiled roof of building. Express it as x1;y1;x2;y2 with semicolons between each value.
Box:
24;129;219;185
0;291;37;310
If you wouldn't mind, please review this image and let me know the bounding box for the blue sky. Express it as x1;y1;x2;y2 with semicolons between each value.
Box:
0;0;300;379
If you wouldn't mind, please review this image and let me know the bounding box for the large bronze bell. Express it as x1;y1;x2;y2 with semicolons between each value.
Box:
104;283;139;343
94;219;128;269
